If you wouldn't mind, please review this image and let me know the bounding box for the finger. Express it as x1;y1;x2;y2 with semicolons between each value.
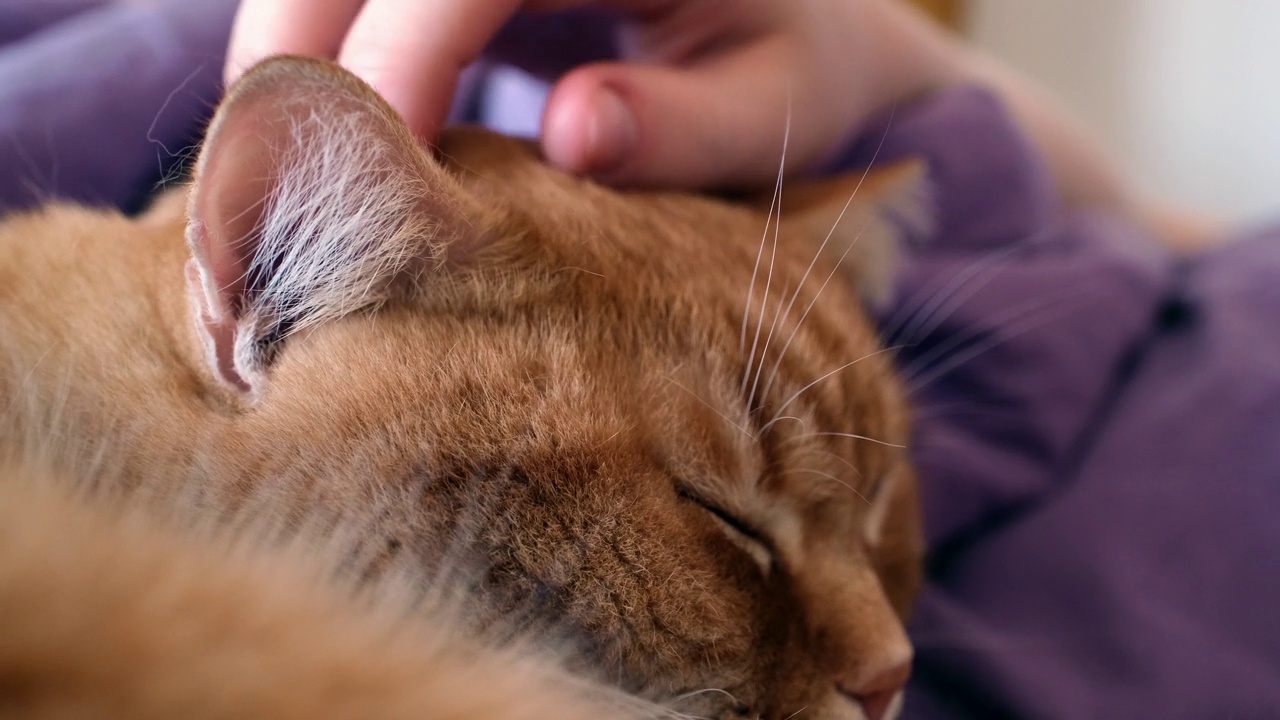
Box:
224;0;366;86
338;0;526;141
541;37;831;189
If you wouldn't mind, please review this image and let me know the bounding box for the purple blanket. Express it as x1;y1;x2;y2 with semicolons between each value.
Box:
3;2;1277;717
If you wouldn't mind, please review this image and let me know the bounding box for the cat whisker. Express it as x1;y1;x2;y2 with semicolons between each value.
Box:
555;266;606;279
779;467;869;505
882;227;1050;349
740;104;790;373
671;687;741;705
746;276;790;412
746;92;802;410
742;102;792;404
760;223;871;403
804;447;864;480
902;283;1103;394
760;108;897;404
793;431;905;450
761;345;905;435
664;375;752;437
757;415;805;439
897;288;1066;384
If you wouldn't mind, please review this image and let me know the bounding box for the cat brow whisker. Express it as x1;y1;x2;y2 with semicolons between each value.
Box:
783;707;811;720
664;375;752;437
883;227;1049;349
740;204;774;364
761;223;870;402
903;285;1102;395
898;287;1071;384
795;432;905;450
781;465;868;504
761;345;904;435
757;415;805;439
555;266;606;279
792;466;870;504
742;101;792;403
746;275;789;411
747;91;802;410
759;110;895;404
800;445;864;476
742;103;788;363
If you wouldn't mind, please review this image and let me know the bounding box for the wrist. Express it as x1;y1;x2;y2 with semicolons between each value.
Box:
851;0;969;117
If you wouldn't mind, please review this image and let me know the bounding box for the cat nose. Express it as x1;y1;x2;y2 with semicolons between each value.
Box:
839;658;911;720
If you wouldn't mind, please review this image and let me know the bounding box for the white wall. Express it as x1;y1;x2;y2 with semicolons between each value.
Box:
969;0;1280;221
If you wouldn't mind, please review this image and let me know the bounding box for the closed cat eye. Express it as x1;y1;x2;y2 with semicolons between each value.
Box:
677;487;775;571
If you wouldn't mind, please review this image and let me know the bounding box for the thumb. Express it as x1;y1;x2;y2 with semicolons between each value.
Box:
541;39;832;190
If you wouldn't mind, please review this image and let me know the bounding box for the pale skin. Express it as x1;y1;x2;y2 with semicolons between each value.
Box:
225;0;1221;249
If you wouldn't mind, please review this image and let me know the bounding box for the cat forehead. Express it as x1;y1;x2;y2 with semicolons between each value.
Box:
434;127;776;263
284;126;899;512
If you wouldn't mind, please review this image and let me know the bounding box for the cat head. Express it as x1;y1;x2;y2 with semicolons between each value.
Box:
175;57;924;719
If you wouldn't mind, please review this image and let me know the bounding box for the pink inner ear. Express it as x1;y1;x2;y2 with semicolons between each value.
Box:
185;75;307;396
185;260;251;393
187;118;282;323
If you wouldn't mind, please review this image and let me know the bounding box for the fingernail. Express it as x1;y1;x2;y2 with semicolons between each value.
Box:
585;87;638;175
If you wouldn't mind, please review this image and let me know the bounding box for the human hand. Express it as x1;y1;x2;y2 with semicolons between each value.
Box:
225;0;960;189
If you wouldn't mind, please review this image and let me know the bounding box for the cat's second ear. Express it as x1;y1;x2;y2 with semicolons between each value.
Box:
778;161;931;307
186;56;477;397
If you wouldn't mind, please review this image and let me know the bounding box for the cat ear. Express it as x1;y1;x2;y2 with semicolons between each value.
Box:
185;56;477;397
779;161;931;307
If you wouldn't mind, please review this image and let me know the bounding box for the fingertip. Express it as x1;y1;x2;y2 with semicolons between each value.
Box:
548;52;820;190
342;60;452;142
224;0;366;89
224;18;265;87
542;80;592;175
335;0;524;145
223;51;256;88
543;74;639;180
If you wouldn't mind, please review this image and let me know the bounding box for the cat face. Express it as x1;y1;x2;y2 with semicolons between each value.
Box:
0;58;923;720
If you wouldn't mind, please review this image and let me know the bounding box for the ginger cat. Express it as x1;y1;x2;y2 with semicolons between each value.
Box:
0;58;923;720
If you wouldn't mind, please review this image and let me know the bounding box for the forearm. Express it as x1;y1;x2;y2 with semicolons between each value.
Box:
960;49;1134;211
860;0;1129;209
862;0;1222;247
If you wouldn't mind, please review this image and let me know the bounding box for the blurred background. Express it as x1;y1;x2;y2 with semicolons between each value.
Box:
911;0;1280;222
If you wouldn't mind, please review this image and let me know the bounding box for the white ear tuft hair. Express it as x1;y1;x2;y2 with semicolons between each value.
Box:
186;57;476;397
